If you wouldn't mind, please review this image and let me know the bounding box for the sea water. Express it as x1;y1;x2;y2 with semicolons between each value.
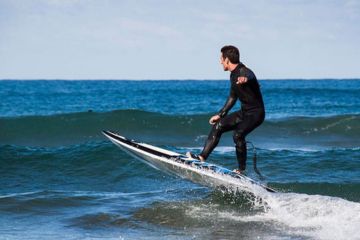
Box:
0;80;359;239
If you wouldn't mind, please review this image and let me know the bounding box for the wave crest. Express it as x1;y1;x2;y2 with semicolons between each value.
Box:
0;110;359;146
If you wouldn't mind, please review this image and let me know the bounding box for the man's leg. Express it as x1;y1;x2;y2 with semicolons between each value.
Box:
233;133;247;171
199;111;239;160
233;111;264;171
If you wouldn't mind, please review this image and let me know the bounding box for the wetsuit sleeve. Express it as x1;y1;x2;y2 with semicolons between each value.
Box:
217;87;237;117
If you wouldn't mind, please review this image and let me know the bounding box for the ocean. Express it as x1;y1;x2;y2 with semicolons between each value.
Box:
0;80;359;240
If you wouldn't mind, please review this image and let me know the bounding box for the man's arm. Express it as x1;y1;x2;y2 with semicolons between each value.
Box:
217;88;237;118
236;76;248;85
237;67;249;85
218;68;248;118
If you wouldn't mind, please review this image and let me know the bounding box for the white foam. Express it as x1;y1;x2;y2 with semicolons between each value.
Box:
264;193;360;240
186;190;360;240
181;146;235;154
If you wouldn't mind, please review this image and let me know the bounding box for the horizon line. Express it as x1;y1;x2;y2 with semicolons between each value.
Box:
1;78;360;81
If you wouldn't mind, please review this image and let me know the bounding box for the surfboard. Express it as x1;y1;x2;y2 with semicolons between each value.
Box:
102;130;276;193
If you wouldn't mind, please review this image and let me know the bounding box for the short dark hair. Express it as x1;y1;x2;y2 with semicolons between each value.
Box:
221;45;240;64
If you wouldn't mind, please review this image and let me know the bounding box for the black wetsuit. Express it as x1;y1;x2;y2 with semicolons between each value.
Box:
200;63;265;170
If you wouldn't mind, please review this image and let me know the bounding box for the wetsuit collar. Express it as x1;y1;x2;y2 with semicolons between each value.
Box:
231;62;245;73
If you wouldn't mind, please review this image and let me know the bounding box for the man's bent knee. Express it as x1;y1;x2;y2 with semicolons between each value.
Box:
211;121;225;137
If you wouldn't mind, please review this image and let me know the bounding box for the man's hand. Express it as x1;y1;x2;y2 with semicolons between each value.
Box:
209;115;221;125
236;76;248;85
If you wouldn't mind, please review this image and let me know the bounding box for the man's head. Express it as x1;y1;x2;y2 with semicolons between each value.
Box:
220;45;240;71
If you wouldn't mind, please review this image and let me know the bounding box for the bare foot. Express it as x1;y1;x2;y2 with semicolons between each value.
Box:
186;152;205;162
233;169;245;174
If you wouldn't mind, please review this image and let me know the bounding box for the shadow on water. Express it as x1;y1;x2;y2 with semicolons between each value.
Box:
131;188;269;226
68;212;131;230
128;189;307;240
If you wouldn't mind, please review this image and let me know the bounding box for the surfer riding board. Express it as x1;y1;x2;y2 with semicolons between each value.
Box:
103;45;274;193
186;45;265;175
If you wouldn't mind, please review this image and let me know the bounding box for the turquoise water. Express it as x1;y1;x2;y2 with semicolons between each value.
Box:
0;80;359;239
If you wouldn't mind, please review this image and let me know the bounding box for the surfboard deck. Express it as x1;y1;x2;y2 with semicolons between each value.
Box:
102;130;276;193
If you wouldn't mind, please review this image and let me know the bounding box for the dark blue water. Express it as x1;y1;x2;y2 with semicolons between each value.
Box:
1;80;359;118
1;80;359;239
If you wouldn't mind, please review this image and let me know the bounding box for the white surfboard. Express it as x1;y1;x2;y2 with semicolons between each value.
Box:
102;130;276;193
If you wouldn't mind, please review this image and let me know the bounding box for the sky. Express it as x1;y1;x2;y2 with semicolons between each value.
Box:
0;0;359;80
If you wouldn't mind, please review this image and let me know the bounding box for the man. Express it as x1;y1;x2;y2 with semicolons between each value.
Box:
186;45;265;174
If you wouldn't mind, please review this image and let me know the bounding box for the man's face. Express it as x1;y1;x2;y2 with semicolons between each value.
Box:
220;54;229;71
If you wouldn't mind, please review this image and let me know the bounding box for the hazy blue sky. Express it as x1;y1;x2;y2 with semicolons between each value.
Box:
1;0;359;79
